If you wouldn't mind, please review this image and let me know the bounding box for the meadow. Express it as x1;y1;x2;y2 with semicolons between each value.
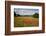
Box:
14;16;39;27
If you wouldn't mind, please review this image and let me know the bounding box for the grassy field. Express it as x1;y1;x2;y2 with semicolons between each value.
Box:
14;16;39;27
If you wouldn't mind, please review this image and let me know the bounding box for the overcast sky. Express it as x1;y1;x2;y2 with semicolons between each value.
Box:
14;8;39;15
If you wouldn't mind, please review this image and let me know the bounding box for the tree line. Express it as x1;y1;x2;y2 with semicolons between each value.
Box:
14;12;39;18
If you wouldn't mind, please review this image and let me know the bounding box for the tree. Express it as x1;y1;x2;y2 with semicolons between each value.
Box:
14;11;17;16
33;13;39;18
16;14;20;16
14;11;20;16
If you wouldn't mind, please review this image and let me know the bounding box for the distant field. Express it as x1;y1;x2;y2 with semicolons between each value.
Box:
14;16;39;27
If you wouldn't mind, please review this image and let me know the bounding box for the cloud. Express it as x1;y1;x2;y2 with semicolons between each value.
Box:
14;8;39;15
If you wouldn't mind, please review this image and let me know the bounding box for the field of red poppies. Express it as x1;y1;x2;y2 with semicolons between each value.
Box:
14;16;39;27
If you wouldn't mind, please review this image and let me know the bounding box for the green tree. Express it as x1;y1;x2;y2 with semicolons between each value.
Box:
16;14;20;16
14;12;16;16
33;13;39;18
14;11;20;16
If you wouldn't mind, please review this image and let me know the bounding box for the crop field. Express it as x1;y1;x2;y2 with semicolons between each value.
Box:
14;16;39;27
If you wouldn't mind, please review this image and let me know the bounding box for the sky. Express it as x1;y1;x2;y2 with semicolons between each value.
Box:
14;8;39;15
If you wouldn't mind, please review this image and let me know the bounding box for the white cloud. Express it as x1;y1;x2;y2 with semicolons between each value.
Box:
14;9;39;15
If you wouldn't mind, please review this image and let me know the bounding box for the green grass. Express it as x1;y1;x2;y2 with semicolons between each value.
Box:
14;16;39;27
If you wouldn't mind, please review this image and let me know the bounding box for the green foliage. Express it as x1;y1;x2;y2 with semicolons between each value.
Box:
14;12;20;16
33;13;39;18
14;12;16;16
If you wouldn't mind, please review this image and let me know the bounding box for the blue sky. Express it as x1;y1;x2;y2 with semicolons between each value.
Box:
14;8;39;15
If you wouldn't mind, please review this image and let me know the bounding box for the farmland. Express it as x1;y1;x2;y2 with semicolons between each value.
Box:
14;16;39;27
